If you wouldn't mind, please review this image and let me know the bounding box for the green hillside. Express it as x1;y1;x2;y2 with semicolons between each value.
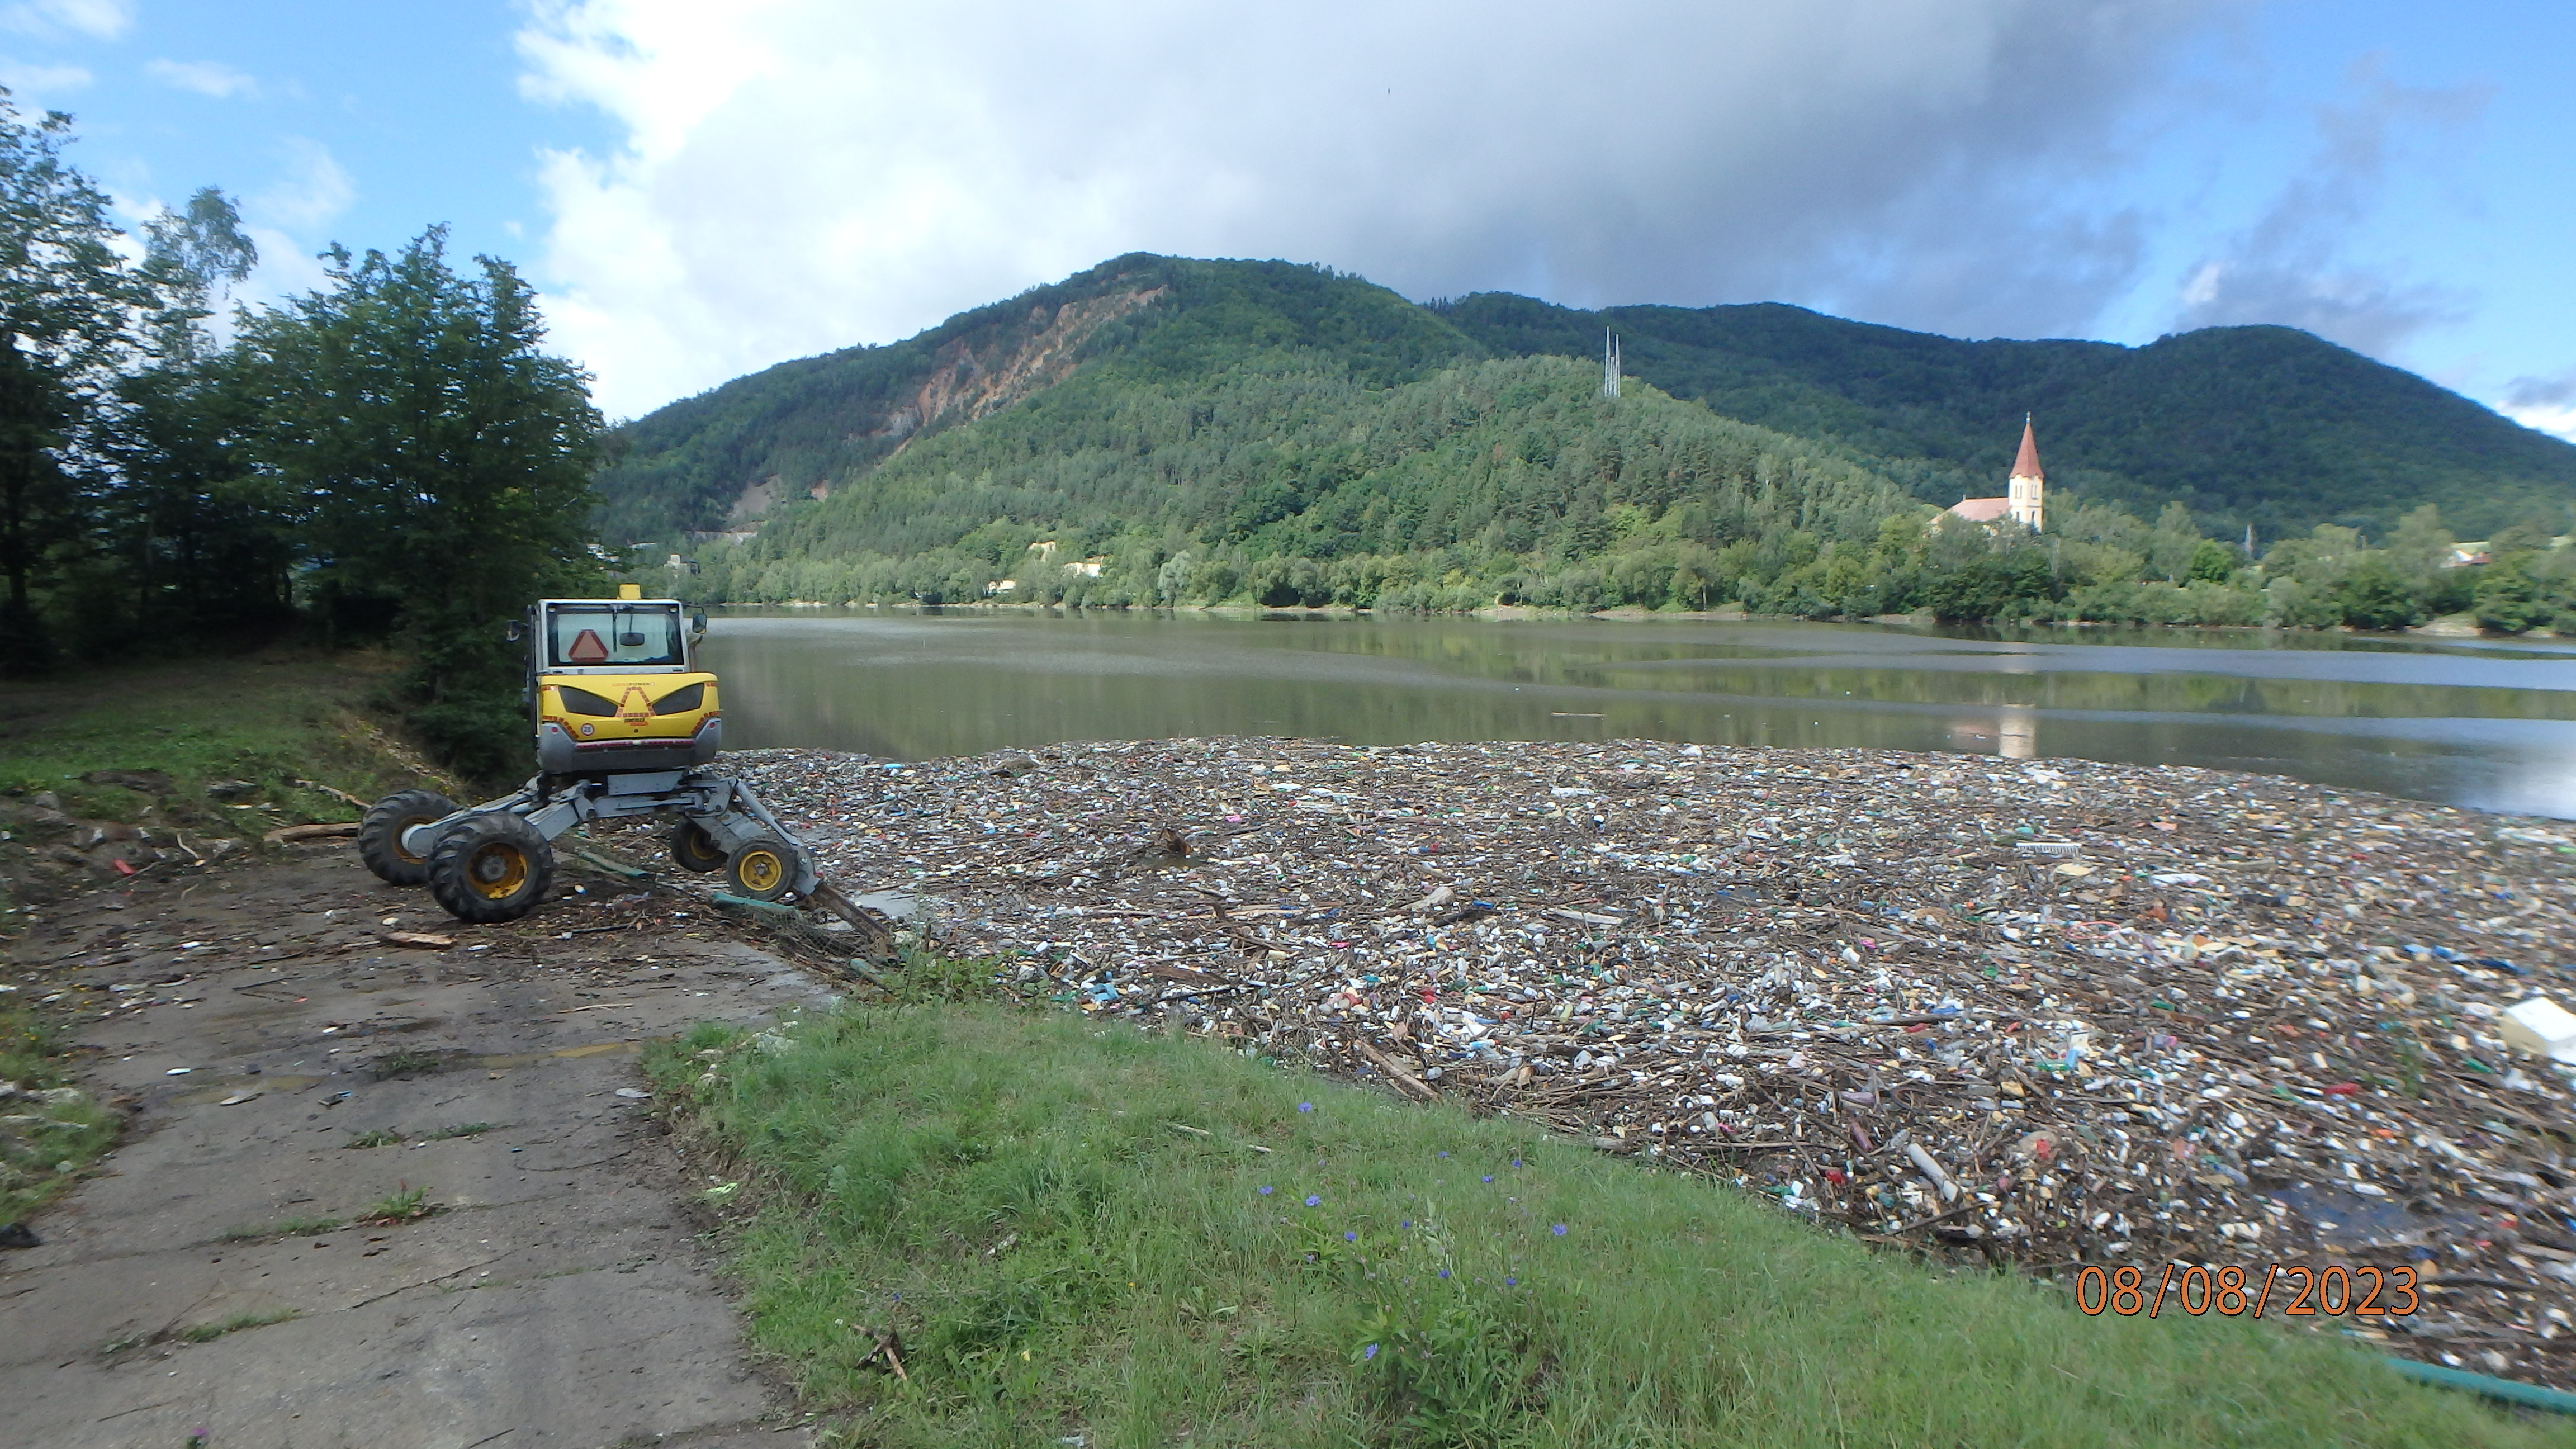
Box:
699;335;1912;610
599;255;1478;544
1443;292;2576;539
602;255;2576;556
599;253;2576;628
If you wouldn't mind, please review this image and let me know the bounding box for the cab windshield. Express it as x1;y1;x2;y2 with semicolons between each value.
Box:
547;604;684;667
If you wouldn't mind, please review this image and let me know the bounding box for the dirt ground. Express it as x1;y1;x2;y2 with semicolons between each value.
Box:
1;839;836;1448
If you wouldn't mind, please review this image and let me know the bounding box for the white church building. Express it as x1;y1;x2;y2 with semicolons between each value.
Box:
1948;416;2046;532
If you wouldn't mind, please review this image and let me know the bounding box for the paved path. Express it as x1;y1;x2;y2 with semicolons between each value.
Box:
2;845;828;1447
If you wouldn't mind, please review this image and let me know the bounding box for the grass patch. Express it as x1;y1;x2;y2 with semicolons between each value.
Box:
369;1049;447;1081
360;1183;433;1223
1;1003;119;1226
0;648;449;927
221;1215;344;1242
348;1123;491;1149
0;649;418;830
647;1005;2576;1448
178;1308;299;1343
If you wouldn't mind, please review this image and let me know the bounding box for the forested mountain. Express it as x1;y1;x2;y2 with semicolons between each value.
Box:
595;253;2576;629
1442;294;2576;540
598;255;1474;544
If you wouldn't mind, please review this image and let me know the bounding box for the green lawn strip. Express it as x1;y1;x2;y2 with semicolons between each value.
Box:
647;1005;2573;1449
0;648;423;832
1;1003;119;1226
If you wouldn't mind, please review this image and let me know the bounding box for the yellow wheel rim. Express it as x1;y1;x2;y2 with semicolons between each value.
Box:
468;843;529;900
737;849;785;893
392;815;435;865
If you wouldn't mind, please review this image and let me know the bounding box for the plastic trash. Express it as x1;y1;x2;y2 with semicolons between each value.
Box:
2501;997;2576;1063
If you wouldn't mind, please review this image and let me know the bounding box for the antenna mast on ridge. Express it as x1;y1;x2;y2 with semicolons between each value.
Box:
1602;329;1621;400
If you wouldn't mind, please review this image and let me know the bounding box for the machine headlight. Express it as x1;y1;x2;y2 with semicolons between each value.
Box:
556;685;619;717
651;683;705;714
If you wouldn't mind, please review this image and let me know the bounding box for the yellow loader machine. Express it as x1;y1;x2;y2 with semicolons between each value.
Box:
356;585;823;924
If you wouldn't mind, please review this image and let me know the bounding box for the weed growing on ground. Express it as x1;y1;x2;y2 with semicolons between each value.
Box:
0;1003;119;1225
343;1129;400;1150
179;1308;298;1343
361;1183;431;1223
646;1003;2571;1449
427;1121;494;1140
369;1049;445;1080
221;1215;343;1242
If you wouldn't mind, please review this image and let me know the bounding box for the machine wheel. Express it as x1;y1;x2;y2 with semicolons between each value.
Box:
669;820;728;873
427;813;557;924
726;835;800;902
358;789;461;887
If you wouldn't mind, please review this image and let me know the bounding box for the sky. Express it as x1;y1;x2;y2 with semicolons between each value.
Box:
4;0;2571;440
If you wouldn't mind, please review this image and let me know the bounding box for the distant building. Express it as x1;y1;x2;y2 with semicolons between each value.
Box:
1949;416;2046;532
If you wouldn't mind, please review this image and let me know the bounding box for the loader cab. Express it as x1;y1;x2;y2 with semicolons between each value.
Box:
519;585;720;778
540;599;692;673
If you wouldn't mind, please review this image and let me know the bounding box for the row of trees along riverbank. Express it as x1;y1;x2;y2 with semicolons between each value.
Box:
0;98;605;779
698;493;2564;635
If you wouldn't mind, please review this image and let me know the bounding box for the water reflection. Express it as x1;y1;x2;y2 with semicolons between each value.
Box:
702;609;2576;817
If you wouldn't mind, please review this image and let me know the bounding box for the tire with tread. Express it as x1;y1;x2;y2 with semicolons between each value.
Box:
726;835;799;902
426;813;557;923
670;820;727;873
358;789;461;886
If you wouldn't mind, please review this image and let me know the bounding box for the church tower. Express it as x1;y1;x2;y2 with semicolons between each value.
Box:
2006;414;2044;531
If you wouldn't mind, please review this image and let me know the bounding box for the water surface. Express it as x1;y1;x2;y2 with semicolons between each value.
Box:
700;609;2576;817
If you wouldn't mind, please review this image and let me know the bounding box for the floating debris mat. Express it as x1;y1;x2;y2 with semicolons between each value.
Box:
729;739;2576;1386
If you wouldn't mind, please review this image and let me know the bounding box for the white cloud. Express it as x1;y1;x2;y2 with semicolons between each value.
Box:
247;136;354;235
1;0;130;41
2504;372;2576;443
2505;405;2576;444
2170;55;2489;357
516;0;2236;418
0;55;89;101
145;58;257;99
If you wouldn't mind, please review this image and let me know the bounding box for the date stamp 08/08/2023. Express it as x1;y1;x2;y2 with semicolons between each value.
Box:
2076;1262;2421;1319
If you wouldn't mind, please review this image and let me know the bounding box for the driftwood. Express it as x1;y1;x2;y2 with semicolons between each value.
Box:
264;822;358;845
1353;1039;1438;1102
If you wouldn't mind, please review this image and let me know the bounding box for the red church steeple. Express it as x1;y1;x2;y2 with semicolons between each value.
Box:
2011;414;2043;482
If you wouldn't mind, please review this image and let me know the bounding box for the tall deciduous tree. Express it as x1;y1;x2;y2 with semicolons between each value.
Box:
0;95;153;673
234;229;605;777
99;188;278;641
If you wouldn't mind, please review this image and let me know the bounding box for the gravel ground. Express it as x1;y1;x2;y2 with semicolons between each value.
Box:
731;739;2576;1388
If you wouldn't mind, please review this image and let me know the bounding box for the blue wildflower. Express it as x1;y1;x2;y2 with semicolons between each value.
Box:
1258;1185;1274;1195
1552;1223;1568;1236
1506;1276;1518;1287
1364;1343;1380;1361
1481;1175;1494;1183
1439;1268;1451;1278
1346;1231;1358;1242
1298;1102;1314;1112
1305;1195;1323;1208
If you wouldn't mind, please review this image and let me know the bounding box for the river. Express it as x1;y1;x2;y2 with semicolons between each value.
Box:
698;608;2576;818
